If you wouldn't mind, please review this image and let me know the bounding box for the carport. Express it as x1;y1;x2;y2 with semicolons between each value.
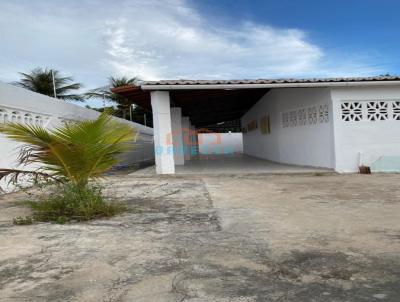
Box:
113;76;400;174
113;82;271;174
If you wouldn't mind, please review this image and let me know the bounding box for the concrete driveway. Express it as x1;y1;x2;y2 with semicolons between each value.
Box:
133;154;332;175
1;174;400;301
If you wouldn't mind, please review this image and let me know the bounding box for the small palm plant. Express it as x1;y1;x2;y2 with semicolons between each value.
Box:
0;111;135;222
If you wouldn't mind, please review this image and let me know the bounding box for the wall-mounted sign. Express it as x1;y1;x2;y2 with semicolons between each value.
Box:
260;115;271;135
247;120;258;131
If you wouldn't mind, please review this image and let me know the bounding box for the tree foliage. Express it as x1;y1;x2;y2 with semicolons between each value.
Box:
13;67;84;101
85;76;141;119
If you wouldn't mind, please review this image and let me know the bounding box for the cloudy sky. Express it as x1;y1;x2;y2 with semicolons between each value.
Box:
0;0;399;105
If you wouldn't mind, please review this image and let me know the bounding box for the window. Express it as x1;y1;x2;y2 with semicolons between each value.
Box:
282;104;328;128
289;111;297;127
298;109;307;126
367;101;389;121
319;104;329;123
392;101;400;120
341;102;362;121
282;112;289;128
307;107;317;124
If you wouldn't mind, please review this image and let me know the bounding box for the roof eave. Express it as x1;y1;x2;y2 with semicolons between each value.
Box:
140;80;400;91
111;85;141;93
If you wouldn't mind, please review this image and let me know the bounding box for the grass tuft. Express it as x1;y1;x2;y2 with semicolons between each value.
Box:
13;216;33;225
25;183;125;223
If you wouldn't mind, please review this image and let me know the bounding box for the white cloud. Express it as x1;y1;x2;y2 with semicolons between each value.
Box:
0;0;385;87
100;1;324;80
100;0;385;79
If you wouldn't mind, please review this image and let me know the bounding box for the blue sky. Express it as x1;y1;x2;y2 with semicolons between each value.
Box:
0;0;398;106
196;0;398;56
193;0;399;74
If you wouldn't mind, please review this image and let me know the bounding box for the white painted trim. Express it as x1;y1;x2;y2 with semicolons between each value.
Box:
141;81;400;91
0;105;53;118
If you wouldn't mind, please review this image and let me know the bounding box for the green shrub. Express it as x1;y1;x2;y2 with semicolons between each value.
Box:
27;183;126;223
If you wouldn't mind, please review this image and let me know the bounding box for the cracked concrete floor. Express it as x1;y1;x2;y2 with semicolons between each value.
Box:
1;174;400;301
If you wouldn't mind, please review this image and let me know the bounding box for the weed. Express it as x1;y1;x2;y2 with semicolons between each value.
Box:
27;183;126;223
13;216;33;225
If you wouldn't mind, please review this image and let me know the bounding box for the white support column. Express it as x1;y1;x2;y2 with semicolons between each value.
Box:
170;107;185;165
181;116;191;161
151;91;175;174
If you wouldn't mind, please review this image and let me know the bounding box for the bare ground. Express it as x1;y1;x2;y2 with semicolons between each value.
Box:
0;174;400;301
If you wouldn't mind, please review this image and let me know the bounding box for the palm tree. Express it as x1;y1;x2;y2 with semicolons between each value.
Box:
85;76;141;119
131;105;153;127
14;68;84;101
0;111;135;187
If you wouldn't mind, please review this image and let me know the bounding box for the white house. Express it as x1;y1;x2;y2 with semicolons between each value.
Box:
114;76;400;174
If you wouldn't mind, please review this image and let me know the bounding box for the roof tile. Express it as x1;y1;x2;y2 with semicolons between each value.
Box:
141;76;400;86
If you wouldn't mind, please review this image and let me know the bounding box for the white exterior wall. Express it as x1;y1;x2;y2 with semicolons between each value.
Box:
241;88;334;168
0;82;154;190
198;133;243;155
331;86;400;172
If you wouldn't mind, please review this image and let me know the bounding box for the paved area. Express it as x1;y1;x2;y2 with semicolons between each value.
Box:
1;173;400;301
132;154;332;175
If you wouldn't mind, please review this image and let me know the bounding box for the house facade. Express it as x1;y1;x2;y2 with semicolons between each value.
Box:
113;76;400;174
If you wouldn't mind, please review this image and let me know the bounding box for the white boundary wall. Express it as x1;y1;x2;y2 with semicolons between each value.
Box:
331;86;400;172
241;88;334;168
0;82;154;190
198;132;243;154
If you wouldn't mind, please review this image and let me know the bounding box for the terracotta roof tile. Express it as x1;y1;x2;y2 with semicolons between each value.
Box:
141;76;400;86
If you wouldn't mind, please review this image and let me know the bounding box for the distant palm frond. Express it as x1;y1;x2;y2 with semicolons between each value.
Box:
13;68;84;101
83;76;141;119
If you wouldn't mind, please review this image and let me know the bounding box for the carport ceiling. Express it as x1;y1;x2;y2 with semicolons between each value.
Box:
112;86;269;127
